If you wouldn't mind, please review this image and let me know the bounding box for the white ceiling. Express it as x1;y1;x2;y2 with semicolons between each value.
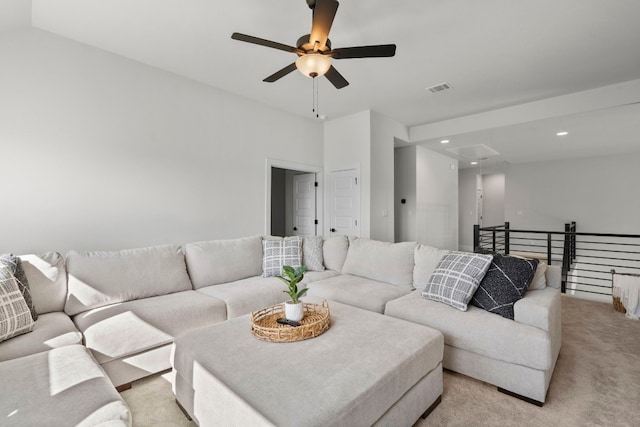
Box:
4;0;640;166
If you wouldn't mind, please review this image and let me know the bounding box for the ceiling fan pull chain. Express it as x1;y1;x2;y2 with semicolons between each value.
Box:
315;77;320;118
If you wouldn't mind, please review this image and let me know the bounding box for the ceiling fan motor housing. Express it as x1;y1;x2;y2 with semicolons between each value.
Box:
297;34;331;54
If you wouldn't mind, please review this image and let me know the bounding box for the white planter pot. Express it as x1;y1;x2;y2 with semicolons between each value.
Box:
284;301;304;322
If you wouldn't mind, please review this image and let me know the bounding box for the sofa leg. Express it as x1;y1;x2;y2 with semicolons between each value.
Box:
497;387;543;407
421;395;442;419
115;383;132;393
175;399;192;421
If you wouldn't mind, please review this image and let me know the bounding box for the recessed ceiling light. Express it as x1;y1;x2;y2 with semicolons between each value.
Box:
440;139;450;144
470;161;478;165
556;131;568;136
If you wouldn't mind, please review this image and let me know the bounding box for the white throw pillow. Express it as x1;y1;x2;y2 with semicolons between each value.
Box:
528;261;548;290
413;245;450;291
262;236;303;278
0;273;35;343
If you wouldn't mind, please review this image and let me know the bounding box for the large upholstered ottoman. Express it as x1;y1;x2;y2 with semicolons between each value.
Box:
0;344;131;426
172;301;443;427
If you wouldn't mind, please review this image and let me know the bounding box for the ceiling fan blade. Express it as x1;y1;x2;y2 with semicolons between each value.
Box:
325;65;349;89
263;63;298;83
331;44;396;59
232;32;300;54
309;0;339;51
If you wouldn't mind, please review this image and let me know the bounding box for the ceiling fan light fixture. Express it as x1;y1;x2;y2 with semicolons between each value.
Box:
296;53;331;78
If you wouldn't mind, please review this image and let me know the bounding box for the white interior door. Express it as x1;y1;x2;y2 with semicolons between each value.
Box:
328;169;360;237
293;173;317;236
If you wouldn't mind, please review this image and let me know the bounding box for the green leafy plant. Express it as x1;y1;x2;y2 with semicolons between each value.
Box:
278;265;308;304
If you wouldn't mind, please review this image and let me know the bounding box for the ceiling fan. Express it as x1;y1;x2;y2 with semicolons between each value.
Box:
231;0;396;89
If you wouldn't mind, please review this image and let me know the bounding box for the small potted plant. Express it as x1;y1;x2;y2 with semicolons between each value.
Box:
278;265;308;322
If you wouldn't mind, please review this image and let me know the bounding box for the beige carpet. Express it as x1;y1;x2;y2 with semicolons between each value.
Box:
122;296;640;426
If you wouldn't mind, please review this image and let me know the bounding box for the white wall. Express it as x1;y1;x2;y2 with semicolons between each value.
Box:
458;168;478;251
394;145;458;249
0;29;323;254
323;110;371;237
394;146;417;242
0;0;31;31
482;173;505;227
416;146;459;250
505;153;640;233
458;152;640;250
324;110;408;242
370;111;408;242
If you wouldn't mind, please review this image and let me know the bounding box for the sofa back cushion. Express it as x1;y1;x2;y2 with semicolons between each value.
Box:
184;236;263;289
65;244;192;316
342;237;416;290
413;244;449;291
20;252;67;315
546;265;562;289
322;236;349;272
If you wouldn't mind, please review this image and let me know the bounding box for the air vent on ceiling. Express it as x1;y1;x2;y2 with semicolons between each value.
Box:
426;82;452;94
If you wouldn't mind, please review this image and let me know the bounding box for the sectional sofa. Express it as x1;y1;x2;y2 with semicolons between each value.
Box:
0;235;561;425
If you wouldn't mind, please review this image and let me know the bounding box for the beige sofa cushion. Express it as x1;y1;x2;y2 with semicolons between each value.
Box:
546;265;562;289
73;290;227;364
306;274;411;313
0;344;131;426
322;235;349;272
342;237;416;290
65;245;192;316
0;312;82;362
413;244;449;291
184;236;263;289
197;276;289;318
20;252;67;314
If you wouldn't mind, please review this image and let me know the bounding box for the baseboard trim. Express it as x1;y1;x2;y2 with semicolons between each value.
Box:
497;387;543;407
421;395;442;419
175;399;192;421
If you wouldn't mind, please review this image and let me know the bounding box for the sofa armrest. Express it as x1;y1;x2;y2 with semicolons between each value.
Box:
514;287;561;333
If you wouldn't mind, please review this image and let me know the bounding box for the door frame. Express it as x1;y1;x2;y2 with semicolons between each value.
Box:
265;158;323;236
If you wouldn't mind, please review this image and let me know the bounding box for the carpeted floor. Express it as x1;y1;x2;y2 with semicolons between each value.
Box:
121;296;640;426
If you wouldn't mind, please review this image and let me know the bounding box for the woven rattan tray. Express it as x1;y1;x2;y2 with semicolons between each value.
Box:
251;300;330;343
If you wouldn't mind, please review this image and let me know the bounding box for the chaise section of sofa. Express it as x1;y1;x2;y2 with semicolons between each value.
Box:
384;244;562;404
0;252;82;362
65;244;228;387
0;344;131;426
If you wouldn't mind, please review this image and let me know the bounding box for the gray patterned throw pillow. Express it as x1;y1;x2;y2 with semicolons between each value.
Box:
262;236;303;278
0;274;35;342
0;255;38;321
422;252;493;311
302;236;325;272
